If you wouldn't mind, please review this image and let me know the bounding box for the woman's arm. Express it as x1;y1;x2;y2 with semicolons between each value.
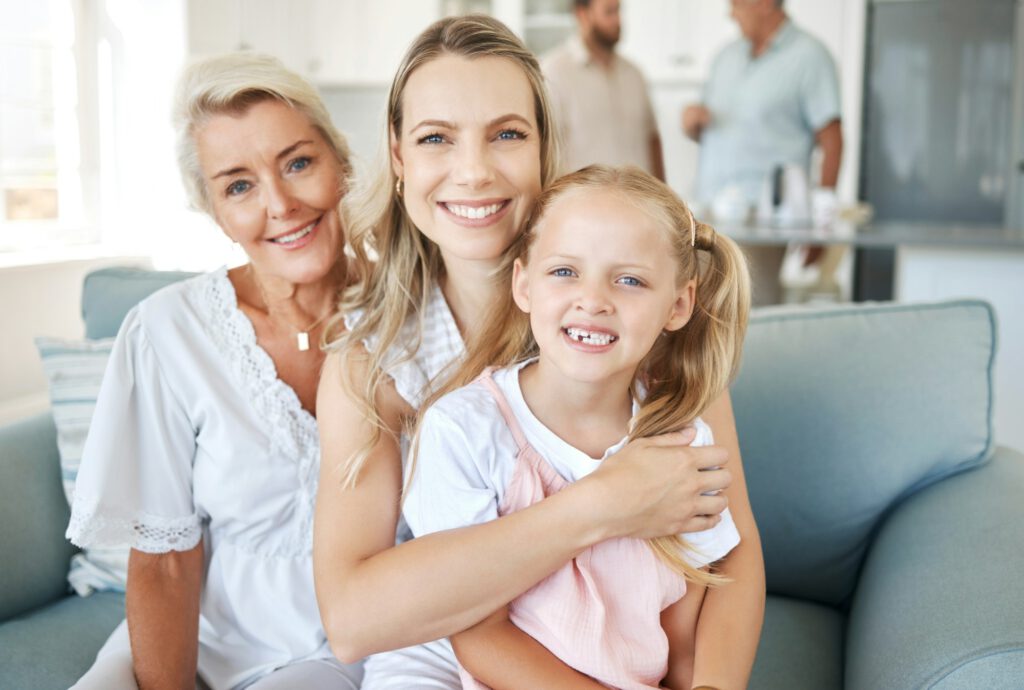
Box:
314;351;734;662
661;582;708;690
690;391;766;690
452;609;607;690
126;543;204;690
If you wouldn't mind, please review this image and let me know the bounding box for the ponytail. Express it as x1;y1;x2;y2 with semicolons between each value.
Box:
636;223;750;587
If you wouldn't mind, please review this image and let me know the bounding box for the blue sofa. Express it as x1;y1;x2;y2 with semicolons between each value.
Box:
1;267;1021;689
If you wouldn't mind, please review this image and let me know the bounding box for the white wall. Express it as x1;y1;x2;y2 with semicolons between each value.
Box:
0;254;148;424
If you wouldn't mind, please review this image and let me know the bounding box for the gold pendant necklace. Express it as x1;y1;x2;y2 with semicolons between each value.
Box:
252;271;335;351
292;310;332;352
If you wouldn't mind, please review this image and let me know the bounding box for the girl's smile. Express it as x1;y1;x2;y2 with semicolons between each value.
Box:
562;325;620;350
513;187;695;392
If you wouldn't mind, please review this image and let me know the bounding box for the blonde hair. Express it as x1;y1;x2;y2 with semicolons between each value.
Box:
173;52;352;215
418;165;751;586
325;15;560;488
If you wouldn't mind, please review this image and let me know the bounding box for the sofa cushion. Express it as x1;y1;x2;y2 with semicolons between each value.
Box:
0;413;77;620
750;596;845;690
0;591;124;690
732;300;995;606
845;448;1024;690
82;266;196;339
35;336;128;595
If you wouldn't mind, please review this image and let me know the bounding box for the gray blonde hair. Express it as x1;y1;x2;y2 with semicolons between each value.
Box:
325;14;560;488
173;52;352;215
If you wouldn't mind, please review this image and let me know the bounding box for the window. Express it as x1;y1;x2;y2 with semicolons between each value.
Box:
0;0;98;251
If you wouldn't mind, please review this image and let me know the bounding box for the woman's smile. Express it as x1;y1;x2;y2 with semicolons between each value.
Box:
267;216;321;247
438;198;512;226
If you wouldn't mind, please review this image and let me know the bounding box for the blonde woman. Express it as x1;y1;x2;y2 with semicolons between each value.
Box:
68;55;363;689
314;15;765;688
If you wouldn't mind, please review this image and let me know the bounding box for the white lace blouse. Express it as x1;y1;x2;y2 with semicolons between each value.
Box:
67;267;331;689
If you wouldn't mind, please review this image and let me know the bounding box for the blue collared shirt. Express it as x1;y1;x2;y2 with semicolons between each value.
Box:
695;20;841;204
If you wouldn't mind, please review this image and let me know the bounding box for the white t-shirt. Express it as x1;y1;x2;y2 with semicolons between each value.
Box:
67;268;335;690
404;359;740;567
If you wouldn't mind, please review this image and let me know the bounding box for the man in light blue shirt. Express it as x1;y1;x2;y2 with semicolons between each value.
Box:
683;0;845;304
683;0;843;211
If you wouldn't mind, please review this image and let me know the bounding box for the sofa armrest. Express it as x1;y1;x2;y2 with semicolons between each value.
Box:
846;447;1024;689
0;413;77;621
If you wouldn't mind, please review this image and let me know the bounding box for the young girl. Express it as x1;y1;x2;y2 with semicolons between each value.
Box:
402;165;752;690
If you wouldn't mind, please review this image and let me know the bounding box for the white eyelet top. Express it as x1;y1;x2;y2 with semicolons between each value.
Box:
67;267;332;689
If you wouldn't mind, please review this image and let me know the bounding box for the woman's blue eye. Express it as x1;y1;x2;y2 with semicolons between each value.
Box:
288;156;311;172
226;180;251;196
618;276;642;287
497;128;526;141
418;133;445;145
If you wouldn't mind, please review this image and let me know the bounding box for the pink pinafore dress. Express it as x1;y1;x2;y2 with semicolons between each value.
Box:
459;371;689;690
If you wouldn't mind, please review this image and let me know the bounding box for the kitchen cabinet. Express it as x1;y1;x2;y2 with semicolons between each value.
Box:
187;0;316;76
186;0;438;84
619;0;738;85
307;0;440;85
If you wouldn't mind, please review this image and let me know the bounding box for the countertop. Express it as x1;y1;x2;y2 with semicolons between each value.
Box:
715;220;1024;250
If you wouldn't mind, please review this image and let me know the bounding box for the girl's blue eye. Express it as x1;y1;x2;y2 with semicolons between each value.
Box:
226;180;251;196
497;128;526;141
618;276;643;287
418;133;445;145
552;267;575;278
288;156;311;172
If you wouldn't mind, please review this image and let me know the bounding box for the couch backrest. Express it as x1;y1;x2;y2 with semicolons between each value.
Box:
82;267;197;339
0;268;195;618
731;300;995;607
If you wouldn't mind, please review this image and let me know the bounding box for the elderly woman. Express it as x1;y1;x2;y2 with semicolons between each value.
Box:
67;54;363;689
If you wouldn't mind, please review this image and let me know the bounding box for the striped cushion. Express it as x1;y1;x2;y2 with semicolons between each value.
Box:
34;337;127;595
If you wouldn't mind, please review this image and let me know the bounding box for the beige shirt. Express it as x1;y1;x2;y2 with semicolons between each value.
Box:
541;35;659;175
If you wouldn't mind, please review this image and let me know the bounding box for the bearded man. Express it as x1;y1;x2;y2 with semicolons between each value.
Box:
541;0;665;180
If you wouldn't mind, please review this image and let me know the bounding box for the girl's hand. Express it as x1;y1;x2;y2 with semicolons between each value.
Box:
583;428;731;540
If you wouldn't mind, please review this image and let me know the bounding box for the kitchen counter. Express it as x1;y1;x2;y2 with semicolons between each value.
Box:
716;220;1024;250
710;217;1023;451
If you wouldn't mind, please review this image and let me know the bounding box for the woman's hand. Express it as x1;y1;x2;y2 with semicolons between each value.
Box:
581;427;732;541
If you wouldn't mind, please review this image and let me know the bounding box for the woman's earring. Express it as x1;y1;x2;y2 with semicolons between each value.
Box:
395;178;402;197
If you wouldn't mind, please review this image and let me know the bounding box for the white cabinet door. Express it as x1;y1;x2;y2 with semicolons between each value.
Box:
619;0;738;84
187;0;315;76
310;0;441;85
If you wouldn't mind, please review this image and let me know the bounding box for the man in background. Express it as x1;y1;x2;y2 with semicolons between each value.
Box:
683;0;843;302
542;0;664;179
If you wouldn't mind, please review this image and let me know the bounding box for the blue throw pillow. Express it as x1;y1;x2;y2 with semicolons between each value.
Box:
34;336;127;595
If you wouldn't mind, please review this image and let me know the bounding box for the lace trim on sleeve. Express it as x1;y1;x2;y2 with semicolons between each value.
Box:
67;494;203;554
